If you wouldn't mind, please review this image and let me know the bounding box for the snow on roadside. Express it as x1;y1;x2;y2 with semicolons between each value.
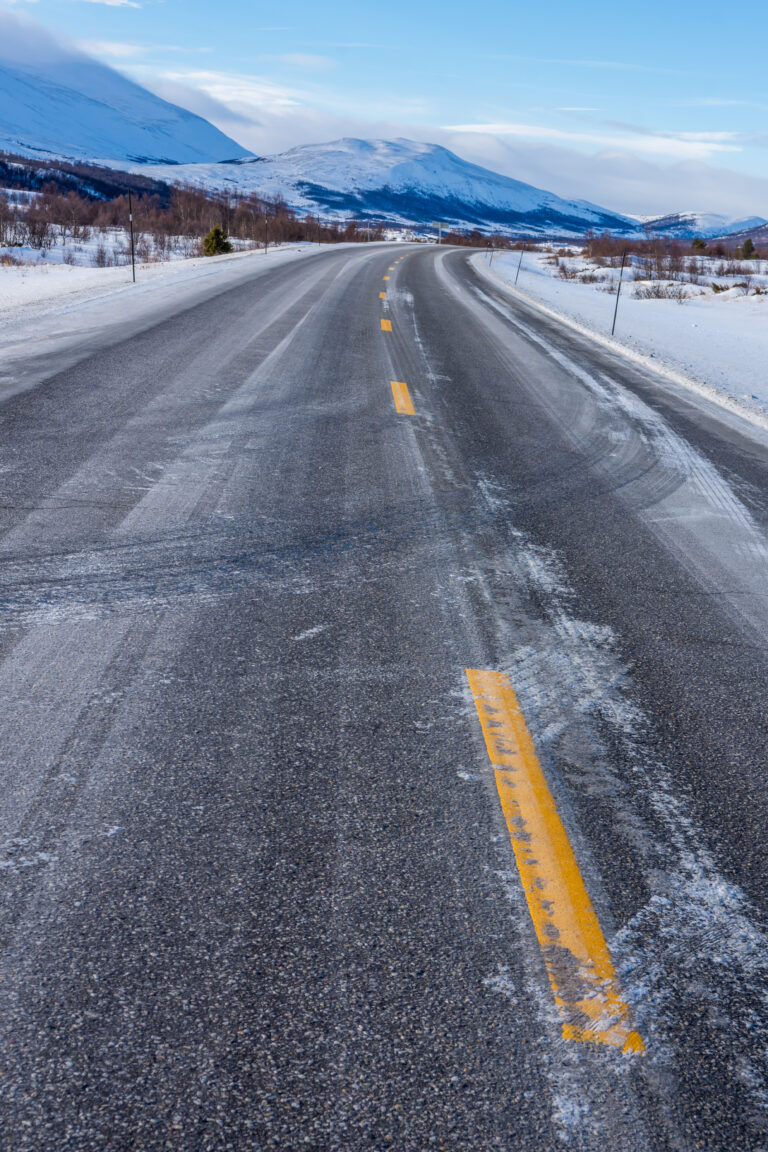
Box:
477;250;768;421
0;241;341;402
0;243;307;318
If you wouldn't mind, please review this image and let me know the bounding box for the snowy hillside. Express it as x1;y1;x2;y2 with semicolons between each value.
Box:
140;138;636;237
638;212;768;239
0;17;251;166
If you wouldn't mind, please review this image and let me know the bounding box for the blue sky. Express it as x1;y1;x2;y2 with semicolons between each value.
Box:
4;0;768;215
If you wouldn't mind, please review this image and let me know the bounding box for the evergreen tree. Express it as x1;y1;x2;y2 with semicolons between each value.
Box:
742;238;755;259
203;225;233;256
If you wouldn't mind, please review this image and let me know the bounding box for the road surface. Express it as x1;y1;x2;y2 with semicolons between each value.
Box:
2;243;768;1150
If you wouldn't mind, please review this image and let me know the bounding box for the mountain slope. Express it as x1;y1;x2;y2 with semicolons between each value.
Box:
637;211;768;239
0;56;251;166
141;138;637;236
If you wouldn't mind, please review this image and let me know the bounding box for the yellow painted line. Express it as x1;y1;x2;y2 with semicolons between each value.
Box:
383;276;390;281
389;266;395;270
381;319;392;332
380;291;386;299
391;380;416;415
465;668;644;1054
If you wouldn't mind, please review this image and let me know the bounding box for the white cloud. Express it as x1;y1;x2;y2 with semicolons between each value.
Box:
440;130;768;217
80;0;142;8
156;68;302;111
0;8;78;62
442;121;741;160
77;39;144;57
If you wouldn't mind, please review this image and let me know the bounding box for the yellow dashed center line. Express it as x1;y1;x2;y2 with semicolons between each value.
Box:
381;318;392;332
383;276;390;281
380;291;386;299
390;380;416;415
465;668;644;1055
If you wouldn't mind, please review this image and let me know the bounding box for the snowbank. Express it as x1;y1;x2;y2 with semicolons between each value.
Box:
0;242;300;316
477;250;768;421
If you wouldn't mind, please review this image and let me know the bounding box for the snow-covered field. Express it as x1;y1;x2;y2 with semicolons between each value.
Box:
0;241;306;315
0;221;255;270
478;249;768;421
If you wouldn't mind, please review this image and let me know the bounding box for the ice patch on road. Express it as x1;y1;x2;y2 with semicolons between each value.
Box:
292;624;329;642
482;964;517;999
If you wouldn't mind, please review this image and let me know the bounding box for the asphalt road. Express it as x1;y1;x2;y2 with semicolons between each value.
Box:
2;243;768;1150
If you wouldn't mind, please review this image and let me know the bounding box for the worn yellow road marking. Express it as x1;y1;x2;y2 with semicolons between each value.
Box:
465;668;644;1054
389;266;395;270
381;318;392;332
391;380;416;415
380;291;386;299
383;276;390;281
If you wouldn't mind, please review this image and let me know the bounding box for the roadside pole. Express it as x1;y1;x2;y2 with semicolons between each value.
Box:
264;216;269;255
514;243;526;285
611;250;628;336
128;189;136;283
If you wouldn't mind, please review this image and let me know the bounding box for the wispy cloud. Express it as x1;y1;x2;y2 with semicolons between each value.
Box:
80;0;142;8
442;121;741;159
77;39;144;57
156;68;302;112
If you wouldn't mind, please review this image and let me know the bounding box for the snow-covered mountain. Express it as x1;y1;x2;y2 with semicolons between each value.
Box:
140;138;637;237
0;18;250;166
636;211;768;239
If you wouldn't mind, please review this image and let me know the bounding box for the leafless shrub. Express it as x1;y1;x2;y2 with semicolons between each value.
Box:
633;282;688;302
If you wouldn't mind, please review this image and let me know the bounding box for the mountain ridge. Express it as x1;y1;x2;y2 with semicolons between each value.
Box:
138;137;638;238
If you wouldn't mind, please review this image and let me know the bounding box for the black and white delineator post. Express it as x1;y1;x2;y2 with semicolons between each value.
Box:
128;189;136;283
612;250;628;336
514;243;526;285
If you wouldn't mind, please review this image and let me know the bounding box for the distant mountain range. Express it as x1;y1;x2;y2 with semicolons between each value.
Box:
0;39;764;240
630;211;768;240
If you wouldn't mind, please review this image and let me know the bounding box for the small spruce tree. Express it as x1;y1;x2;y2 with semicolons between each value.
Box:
203;225;233;256
742;238;755;259
691;236;707;251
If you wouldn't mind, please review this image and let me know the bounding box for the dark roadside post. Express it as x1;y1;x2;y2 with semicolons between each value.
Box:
128;189;136;283
264;215;269;255
611;249;628;336
514;242;526;285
